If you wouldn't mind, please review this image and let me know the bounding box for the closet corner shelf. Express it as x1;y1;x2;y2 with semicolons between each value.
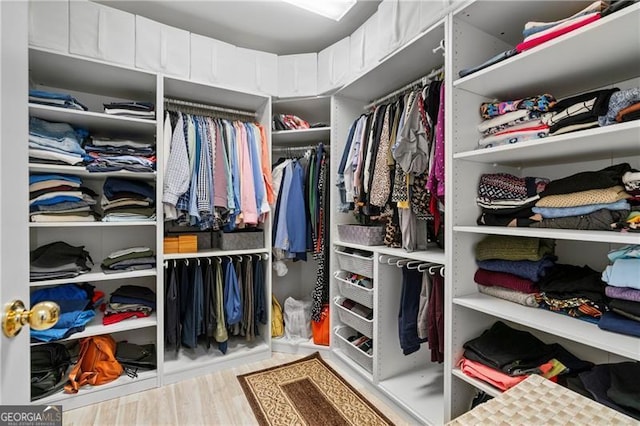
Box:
337;19;445;101
272;127;331;145
453;226;640;245
453;121;640;166
163;247;269;260
29;163;156;180
29;267;157;287
453;293;640;361
36;370;158;408
453;3;640;99
378;363;445;426
31;313;157;346
29;104;157;136
29;221;156;228
451;367;501;398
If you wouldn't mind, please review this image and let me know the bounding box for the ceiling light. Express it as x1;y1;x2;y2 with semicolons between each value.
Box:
282;0;357;21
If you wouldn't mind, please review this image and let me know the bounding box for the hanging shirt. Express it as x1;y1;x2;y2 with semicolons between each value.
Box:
286;161;307;255
236;122;258;225
163;115;190;208
257;124;275;206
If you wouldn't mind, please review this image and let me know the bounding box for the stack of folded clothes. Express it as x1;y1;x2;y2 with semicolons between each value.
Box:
476;173;549;227
272;113;310;131
531;163;636;231
617;170;640;231
599;245;640;337
101;247;156;273
29;89;88;111
477;94;556;149
103;285;155;326
103;102;155;120
30;241;93;281
474;235;556;307
29;174;98;222
84;137;156;173
535;264;608;323
100;177;156;222
459;321;593;391
573;362;640;421
600;87;640;126
30;283;97;342
541;88;619;136
29;117;88;166
515;1;606;53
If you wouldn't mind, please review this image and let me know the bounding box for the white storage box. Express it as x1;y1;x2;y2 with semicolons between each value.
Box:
334;271;373;309
334;325;373;373
334;297;373;337
136;16;190;78
29;0;69;53
334;247;374;278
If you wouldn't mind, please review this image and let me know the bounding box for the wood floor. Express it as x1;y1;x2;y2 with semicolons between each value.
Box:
63;352;412;426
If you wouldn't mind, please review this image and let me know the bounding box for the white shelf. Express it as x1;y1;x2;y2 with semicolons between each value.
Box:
453;3;640;99
272;96;331;124
453;226;640;245
451;368;502;398
36;370;157;409
454;293;640;361
271;336;331;355
30;221;156;228
272;127;330;145
31;313;157;346
29;104;156;138
334;240;446;264
454;121;640;166
29;47;156;100
29;163;156;180
338;20;445;102
163;247;269;260
378;364;445;426
29;267;157;287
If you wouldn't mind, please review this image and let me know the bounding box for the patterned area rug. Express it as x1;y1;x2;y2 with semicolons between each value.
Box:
237;352;394;426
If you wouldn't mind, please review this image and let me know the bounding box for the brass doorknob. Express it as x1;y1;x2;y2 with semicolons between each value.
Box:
2;300;60;338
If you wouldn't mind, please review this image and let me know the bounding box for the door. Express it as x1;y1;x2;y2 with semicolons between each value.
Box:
0;0;31;405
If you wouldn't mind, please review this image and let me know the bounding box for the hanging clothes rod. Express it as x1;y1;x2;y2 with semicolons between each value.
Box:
272;144;330;153
164;97;256;119
364;65;445;110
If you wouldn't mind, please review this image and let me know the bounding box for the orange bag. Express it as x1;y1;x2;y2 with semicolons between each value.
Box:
312;304;330;346
65;335;123;393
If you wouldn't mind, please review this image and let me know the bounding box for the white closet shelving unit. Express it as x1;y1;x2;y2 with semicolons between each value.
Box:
329;18;448;426
270;95;332;354
446;1;640;421
28;47;162;409
160;76;273;384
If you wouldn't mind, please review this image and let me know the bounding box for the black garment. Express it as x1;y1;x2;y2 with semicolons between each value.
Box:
607;362;640;414
463;321;554;375
30;241;92;270
398;267;427;355
165;264;180;352
580;364;640;420
530;208;629;232
458;49;518;78
112;285;156;304
609;299;640;318
537;264;606;303
540;163;631;196
602;0;638;16
253;258;267;336
203;262;216;348
364;104;388;209
549;88;618;116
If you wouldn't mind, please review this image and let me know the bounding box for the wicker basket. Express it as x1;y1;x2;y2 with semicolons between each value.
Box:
333;297;373;337
334;247;374;278
334;326;373;373
334;271;374;309
337;224;384;246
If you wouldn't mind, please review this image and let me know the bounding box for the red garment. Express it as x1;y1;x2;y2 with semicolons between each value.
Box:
427;270;445;363
474;268;540;294
516;14;601;53
459;357;553;391
102;311;149;326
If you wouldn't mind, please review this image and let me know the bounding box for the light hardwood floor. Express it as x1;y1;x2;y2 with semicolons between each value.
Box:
63;352;412;426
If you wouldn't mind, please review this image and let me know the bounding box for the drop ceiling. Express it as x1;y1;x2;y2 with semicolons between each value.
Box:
96;0;381;55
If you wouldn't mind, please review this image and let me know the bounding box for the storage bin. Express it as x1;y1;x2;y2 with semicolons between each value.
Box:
165;225;213;251
334;297;373;337
334;271;373;309
317;36;350;94
337;224;384;246
212;230;264;251
29;0;68;53
334;325;373;373
135;16;190;78
190;34;237;88
334;247;374;278
278;53;318;98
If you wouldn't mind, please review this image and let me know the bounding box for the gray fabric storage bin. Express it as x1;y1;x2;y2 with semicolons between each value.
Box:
213;230;264;250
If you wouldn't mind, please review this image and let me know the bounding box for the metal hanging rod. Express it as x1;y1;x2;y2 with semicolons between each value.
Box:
164;97;256;119
272;144;330;153
364;65;445;110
